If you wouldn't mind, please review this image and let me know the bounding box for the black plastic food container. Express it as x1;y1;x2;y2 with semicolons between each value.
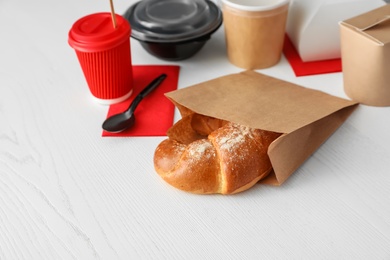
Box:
123;0;223;61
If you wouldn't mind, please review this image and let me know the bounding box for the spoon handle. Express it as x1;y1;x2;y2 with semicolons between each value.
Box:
140;73;167;98
128;73;167;114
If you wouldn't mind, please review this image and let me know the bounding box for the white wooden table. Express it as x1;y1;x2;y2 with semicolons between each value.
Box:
1;0;390;259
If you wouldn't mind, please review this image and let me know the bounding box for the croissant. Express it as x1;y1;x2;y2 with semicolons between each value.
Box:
153;114;281;194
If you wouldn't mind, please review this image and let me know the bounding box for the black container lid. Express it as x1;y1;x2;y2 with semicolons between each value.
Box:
124;0;222;43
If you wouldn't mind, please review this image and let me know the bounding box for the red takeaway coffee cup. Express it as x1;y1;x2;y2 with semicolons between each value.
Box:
69;12;133;105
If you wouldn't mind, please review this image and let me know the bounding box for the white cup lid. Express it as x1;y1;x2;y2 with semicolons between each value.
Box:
221;0;290;12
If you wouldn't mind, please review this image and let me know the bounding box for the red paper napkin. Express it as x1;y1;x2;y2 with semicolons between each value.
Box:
102;65;180;137
283;34;342;77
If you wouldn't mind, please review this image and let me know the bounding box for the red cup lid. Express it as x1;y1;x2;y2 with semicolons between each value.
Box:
68;12;131;52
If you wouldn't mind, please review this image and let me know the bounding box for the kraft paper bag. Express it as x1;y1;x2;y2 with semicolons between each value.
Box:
165;71;358;185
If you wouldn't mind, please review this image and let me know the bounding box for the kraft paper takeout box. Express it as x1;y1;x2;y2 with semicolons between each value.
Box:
286;0;385;62
165;71;358;185
340;4;390;107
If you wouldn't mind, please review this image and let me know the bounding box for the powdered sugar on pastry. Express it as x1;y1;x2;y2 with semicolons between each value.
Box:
154;116;281;194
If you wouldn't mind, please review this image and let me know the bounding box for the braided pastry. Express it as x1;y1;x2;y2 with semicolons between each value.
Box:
154;114;281;194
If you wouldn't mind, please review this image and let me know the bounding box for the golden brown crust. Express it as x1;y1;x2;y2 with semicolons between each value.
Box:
208;123;274;194
191;114;228;136
153;115;281;194
167;114;204;145
154;138;221;194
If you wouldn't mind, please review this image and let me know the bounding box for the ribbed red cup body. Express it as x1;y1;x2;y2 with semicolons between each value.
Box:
68;13;133;105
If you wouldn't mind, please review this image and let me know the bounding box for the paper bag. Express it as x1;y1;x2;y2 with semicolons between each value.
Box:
165;71;358;185
286;0;385;62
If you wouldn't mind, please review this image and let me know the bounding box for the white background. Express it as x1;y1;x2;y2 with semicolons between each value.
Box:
1;0;390;259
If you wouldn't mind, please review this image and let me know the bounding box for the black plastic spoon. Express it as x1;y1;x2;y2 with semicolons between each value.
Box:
102;73;167;133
